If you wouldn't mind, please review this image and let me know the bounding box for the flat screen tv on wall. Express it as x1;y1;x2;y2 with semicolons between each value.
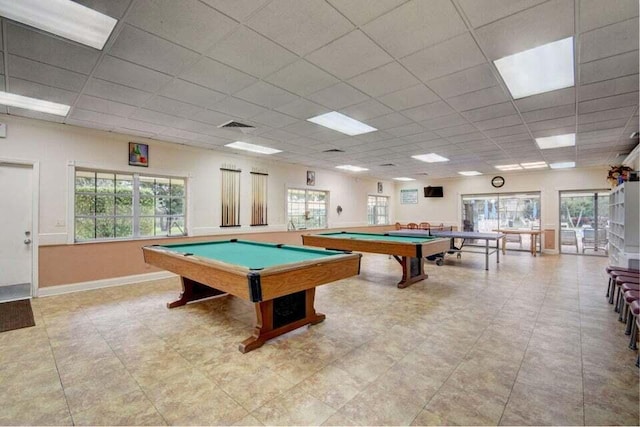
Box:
424;186;444;198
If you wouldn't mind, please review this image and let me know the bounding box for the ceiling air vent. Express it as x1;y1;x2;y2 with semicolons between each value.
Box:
218;120;255;130
379;163;396;166
323;149;345;153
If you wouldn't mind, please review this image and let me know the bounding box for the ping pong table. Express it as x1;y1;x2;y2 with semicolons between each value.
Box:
388;229;505;271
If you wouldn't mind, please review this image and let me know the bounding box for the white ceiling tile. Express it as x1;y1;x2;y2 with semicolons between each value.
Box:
401;131;441;143
142;96;204;118
110;25;199;76
246;0;353;56
9;78;78;105
386;122;427;137
10;107;65;123
461;102;517;122
306;30;393;80
367;112;414;130
84;78;152;107
379;84;440;110
401;33;486;81
327;0;406;25
514;87;575;112
207;27;298;78
179;57;257;94
521;104;575;122
307;83;369;110
211;96;268;119
160;128;206;142
580;18;639;63
578;118;630;132
362;0;466;58
446;86;510;111
348;62;420;97
200;0;270;22
234;81;298;109
127;0;237;52
131;109;186;127
284;120;325;136
7;55;86;92
250;110;299;128
94;56;172;93
174;119;227;136
5;23;100;74
578;75;638;101
265;60;339;96
435;124;478;137
121;119;168;135
446;132;487;144
420;113;469;130
275;98;330;119
579;0;639;32
75;95;137;117
69;109;126;127
427;64;499;98
578;92;638;114
531;126;576;138
402;101;454;121
65;118;114;132
339;99;394;121
474;114;523;130
580;50;639;85
484;124;529;137
527;116;576;131
457;0;547;28
159;79;226;109
475;0;574;60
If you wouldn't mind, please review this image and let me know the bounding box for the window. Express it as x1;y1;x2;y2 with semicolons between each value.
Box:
368;195;389;225
74;169;186;242
287;188;328;230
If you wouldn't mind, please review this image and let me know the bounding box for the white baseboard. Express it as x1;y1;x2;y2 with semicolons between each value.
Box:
36;271;177;297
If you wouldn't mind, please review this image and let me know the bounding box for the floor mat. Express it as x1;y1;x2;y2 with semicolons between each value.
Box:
0;299;35;333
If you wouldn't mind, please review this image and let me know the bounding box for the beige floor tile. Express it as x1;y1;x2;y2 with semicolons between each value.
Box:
251;387;336;426
219;366;295;411
297;365;370;410
331;346;396;384
0;392;72;426
70;389;166;426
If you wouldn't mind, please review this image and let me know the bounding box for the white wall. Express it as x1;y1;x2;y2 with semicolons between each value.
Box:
0;115;395;245
394;167;610;250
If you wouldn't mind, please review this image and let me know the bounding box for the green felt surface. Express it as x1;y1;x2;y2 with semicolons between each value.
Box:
159;240;342;270
316;232;436;243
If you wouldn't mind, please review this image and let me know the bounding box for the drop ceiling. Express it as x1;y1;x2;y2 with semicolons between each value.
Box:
0;0;638;179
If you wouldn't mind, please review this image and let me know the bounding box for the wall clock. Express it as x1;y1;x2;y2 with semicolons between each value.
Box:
491;176;505;188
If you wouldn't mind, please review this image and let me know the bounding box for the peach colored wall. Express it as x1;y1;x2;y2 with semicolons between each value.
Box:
39;225;395;287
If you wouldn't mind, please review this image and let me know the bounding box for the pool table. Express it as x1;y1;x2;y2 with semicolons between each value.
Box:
142;239;361;353
301;232;450;288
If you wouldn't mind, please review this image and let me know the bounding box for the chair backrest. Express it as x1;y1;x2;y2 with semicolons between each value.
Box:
583;228;595;241
407;222;419;229
395;222;402;230
560;229;577;244
418;222;430;230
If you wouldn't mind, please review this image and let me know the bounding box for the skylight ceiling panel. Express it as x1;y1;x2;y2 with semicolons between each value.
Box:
110;25;199;76
307;83;369;110
180;57;257;94
379;84;440;111
306;30;393;80
84;78;152;106
580;18;639;63
94;56;172;93
159;79;226;109
340;99;394;121
348;62;421;98
521;104;575;123
75;95;137;117
207;27;298;79
8;54;86;92
461;102;517;123
578;92;638;114
126;0;237;53
514;87;575;112
580;50;638;85
402;101;454;122
265;60;338;97
578;75;638;102
427;64;498;99
578;106;636;124
474;0;574;61
275;98;329;120
235;81;298;109
400;33;486;82
6;23;100;74
579;0;639;33
142;95;204;119
246;0;353;56
9;78;78;105
446;86;510;112
362;0;466;58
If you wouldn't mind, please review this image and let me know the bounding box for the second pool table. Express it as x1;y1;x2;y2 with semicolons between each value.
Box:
142;239;361;352
302;232;450;288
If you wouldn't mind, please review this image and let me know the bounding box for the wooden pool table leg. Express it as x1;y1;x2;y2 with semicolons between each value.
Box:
167;276;226;308
393;256;427;288
239;288;325;353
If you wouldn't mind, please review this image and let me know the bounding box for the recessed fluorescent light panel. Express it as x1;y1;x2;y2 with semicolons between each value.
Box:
0;0;118;50
0;91;70;116
393;177;415;181
224;141;282;155
307;112;377;136
520;161;548;169
549;161;575;169
335;165;369;172
458;171;482;176
494;37;574;99
412;153;449;163
495;164;523;171
535;133;575;149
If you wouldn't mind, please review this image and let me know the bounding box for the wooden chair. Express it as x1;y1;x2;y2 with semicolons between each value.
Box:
407;222;419;229
395;222;402;230
560;229;579;252
418;222;430;230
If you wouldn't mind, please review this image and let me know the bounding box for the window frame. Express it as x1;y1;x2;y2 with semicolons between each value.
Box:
286;187;329;231
367;195;390;225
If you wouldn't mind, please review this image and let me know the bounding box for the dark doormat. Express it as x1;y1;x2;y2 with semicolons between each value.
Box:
0;299;36;333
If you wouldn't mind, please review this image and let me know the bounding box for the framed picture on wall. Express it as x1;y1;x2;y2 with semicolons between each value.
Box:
377;182;383;193
129;142;149;167
306;170;315;186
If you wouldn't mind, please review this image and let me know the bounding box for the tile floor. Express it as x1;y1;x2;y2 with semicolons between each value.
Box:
1;251;638;426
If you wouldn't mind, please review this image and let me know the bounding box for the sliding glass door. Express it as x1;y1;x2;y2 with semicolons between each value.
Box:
559;190;610;256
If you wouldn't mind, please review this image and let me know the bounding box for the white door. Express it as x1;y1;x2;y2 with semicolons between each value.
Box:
0;163;33;300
